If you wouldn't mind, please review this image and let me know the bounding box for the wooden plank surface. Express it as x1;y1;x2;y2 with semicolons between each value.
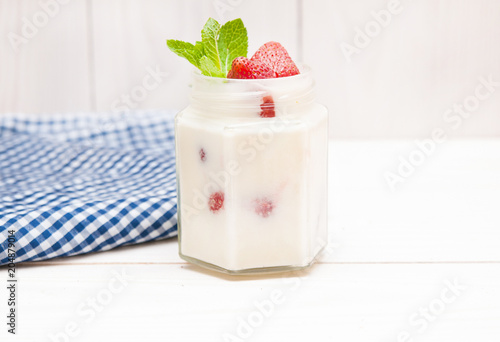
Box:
1;263;499;341
0;0;20;113
0;0;92;113
1;0;499;140
302;0;500;139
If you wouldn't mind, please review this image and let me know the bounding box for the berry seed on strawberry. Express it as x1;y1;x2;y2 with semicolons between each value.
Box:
209;192;224;212
260;96;275;118
251;41;300;78
227;57;274;79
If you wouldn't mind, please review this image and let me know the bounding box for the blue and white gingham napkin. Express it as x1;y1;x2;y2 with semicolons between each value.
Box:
0;110;178;266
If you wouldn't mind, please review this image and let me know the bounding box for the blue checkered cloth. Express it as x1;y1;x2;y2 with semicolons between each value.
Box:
0;111;178;266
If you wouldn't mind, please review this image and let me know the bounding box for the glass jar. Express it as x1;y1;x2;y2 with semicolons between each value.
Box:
175;66;328;275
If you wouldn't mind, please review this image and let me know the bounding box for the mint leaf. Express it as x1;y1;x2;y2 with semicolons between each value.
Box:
166;40;203;68
194;41;204;61
218;19;248;75
201;18;222;70
199;56;224;77
166;17;248;78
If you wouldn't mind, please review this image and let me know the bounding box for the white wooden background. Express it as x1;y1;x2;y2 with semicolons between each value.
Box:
1;0;499;139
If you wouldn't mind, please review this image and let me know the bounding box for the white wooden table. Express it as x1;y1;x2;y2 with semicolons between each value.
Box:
2;140;500;342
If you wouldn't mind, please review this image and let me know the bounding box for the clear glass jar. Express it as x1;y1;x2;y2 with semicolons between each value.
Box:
175;66;328;275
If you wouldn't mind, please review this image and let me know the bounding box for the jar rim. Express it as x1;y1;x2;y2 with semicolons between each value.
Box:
188;64;316;118
191;64;312;84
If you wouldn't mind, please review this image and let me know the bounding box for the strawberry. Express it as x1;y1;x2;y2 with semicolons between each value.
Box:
209;192;224;212
251;41;300;78
260;95;275;118
254;198;274;218
199;148;206;162
227;57;274;79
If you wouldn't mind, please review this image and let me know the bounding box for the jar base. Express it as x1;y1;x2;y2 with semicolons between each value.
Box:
179;248;324;276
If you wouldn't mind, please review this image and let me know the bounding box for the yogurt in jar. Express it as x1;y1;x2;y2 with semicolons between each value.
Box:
175;67;328;274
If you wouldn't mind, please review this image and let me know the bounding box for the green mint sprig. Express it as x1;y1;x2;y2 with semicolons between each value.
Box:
167;18;248;78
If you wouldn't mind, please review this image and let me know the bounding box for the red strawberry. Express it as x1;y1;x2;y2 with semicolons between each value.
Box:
227;57;274;79
260;95;275;118
254;198;274;218
209;192;224;212
199;148;206;162
251;41;300;78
